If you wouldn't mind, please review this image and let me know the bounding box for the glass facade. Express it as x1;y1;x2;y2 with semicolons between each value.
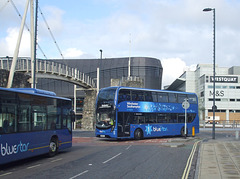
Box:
37;57;163;98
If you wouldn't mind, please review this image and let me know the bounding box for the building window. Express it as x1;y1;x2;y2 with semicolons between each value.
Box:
236;86;240;89
206;76;209;82
230;99;235;102
221;99;228;102
229;86;235;89
237;99;240;102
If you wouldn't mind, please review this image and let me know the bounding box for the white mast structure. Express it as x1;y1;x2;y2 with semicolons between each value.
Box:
128;33;131;78
7;0;37;88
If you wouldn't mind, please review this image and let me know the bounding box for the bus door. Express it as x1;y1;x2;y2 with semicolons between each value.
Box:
117;112;130;137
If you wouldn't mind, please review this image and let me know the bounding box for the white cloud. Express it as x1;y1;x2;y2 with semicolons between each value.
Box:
161;58;186;87
0;27;30;57
63;48;84;58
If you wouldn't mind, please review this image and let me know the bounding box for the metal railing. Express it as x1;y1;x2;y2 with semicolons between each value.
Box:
201;120;240;129
0;57;96;88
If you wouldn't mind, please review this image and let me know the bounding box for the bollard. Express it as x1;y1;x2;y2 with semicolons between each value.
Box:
192;126;195;137
236;131;239;140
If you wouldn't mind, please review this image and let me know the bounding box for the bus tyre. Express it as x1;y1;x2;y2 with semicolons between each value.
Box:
134;129;143;140
181;127;187;137
48;138;58;157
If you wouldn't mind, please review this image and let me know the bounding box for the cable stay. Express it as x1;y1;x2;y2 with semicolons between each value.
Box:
5;0;66;62
38;6;65;60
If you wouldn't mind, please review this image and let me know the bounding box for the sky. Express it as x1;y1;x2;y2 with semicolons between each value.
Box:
1;0;240;88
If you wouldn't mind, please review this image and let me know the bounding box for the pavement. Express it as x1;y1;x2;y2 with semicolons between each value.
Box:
197;130;240;179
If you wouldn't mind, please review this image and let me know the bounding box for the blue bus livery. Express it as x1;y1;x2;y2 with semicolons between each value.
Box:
0;87;74;165
95;86;199;139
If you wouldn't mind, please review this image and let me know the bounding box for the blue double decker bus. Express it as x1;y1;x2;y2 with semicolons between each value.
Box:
0;87;74;165
95;86;199;139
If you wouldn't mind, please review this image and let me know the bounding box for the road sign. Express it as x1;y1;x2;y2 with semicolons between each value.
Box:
182;101;190;109
182;99;189;139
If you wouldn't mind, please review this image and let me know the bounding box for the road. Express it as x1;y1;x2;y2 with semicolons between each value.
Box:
1;129;236;179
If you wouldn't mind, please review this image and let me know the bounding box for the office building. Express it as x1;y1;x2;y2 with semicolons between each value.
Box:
167;64;240;122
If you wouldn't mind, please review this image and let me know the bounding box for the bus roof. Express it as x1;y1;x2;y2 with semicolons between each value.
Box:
0;87;71;101
100;86;196;95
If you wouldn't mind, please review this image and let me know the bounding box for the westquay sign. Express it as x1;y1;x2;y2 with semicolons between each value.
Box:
210;76;238;83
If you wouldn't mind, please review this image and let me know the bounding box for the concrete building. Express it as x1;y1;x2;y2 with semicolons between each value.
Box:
167;64;240;123
38;57;163;97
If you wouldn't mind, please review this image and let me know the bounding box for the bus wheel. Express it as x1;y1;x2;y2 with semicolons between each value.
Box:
181;127;187;137
134;129;143;140
48;137;58;157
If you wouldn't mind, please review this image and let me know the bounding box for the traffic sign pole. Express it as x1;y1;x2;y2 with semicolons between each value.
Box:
182;99;190;139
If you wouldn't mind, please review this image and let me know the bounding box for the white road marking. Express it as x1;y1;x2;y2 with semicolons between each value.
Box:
51;158;63;163
0;172;12;177
102;153;122;164
126;145;132;150
27;164;41;169
69;170;89;179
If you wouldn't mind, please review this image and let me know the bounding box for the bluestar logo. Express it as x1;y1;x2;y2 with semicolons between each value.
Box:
1;141;29;157
145;124;152;135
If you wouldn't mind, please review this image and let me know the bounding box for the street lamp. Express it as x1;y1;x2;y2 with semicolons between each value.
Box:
203;7;216;139
99;49;102;59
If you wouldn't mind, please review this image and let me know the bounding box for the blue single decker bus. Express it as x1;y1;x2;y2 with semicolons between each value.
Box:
0;87;74;165
95;86;199;139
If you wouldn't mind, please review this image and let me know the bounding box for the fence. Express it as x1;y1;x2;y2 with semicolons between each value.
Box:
200;120;240;129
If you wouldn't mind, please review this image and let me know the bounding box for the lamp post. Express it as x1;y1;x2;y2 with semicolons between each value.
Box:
99;49;102;59
97;49;102;94
203;7;216;139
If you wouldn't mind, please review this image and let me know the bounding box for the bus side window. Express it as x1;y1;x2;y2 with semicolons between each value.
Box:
169;93;177;103
152;92;158;102
118;89;130;103
0;113;16;134
144;91;153;102
158;93;168;103
169;113;177;123
188;94;197;104
178;114;185;123
19;107;31;132
147;113;157;123
32;106;47;131
132;90;144;101
157;113;167;123
178;94;187;103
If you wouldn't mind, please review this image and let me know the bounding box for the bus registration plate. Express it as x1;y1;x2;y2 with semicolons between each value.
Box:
100;135;105;138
